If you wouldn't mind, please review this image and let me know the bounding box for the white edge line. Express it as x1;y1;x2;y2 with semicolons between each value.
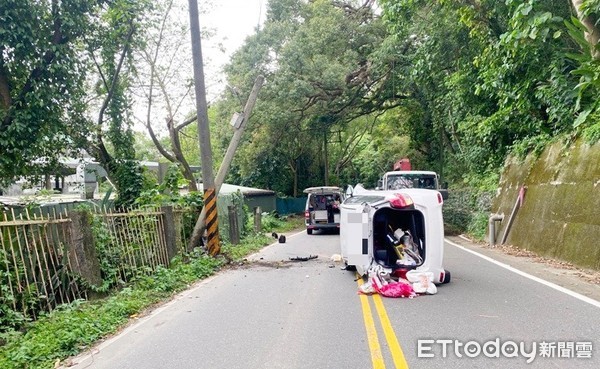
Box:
445;238;600;309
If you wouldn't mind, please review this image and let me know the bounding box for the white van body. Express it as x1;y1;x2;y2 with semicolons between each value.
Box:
340;185;450;284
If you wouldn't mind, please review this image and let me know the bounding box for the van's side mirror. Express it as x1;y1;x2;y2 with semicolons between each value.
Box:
376;179;383;190
442;181;448;189
345;185;354;198
439;189;449;200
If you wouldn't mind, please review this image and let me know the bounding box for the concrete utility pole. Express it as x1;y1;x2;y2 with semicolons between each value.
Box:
187;75;265;251
187;0;220;256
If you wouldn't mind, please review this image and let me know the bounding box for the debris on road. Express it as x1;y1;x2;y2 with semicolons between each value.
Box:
290;255;318;262
358;280;376;294
374;279;415;298
278;235;286;243
406;270;437;294
357;265;437;298
330;254;342;262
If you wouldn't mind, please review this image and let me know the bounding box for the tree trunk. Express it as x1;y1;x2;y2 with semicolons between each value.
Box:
289;159;298;197
323;131;329;185
167;118;198;191
572;0;600;59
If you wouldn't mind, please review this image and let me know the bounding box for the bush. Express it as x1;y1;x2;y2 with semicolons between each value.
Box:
260;212;287;232
443;188;493;240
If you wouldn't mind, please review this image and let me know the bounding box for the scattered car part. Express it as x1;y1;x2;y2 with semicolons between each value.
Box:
289;255;318;262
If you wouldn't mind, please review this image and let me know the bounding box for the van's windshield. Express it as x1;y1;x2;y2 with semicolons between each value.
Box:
386;174;437;190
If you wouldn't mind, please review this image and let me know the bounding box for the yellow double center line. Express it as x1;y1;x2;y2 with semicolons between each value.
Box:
357;278;409;369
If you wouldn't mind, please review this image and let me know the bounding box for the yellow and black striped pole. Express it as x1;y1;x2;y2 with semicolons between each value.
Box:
189;0;220;255
204;188;220;256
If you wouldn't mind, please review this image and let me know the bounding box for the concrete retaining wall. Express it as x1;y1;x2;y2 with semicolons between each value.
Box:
491;139;600;270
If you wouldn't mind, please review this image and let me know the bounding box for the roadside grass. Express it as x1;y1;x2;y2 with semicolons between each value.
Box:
0;216;303;369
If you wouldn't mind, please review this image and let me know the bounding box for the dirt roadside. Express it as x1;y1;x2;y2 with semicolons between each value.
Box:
445;235;600;304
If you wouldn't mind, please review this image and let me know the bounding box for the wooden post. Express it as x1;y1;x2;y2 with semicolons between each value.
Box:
254;206;262;233
228;205;240;244
161;206;177;263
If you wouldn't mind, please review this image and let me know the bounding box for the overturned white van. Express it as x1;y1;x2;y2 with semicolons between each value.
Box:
340;185;451;284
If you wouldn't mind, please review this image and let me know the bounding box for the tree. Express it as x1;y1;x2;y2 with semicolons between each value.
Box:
564;0;600;141
133;0;208;191
379;0;580;185
0;0;152;206
73;0;153;206
0;0;96;183
572;0;600;59
220;0;407;195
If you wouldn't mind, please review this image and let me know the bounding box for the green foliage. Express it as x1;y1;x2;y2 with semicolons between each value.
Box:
220;233;272;262
443;188;495;239
0;211;303;368
0;273;28;333
132;254;222;293
0;252;223;369
135;165;204;208
375;0;585;187
0;0;93;183
581;113;600;143
260;212;288;232
112;159;145;208
90;212;123;292
0;290;157;369
221;0;403;194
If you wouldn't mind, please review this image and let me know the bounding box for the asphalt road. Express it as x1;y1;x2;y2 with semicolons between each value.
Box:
67;230;600;369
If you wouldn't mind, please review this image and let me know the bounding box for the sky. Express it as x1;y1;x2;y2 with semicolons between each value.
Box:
201;0;266;99
130;0;266;133
129;0;268;132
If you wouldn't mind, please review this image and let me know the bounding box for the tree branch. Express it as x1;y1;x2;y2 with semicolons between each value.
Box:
147;120;176;162
175;114;197;131
97;23;136;128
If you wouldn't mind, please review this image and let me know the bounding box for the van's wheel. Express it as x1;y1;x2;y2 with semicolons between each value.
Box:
307;228;313;235
442;270;451;284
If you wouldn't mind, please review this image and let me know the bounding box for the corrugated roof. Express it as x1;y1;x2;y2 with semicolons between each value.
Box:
198;183;275;196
